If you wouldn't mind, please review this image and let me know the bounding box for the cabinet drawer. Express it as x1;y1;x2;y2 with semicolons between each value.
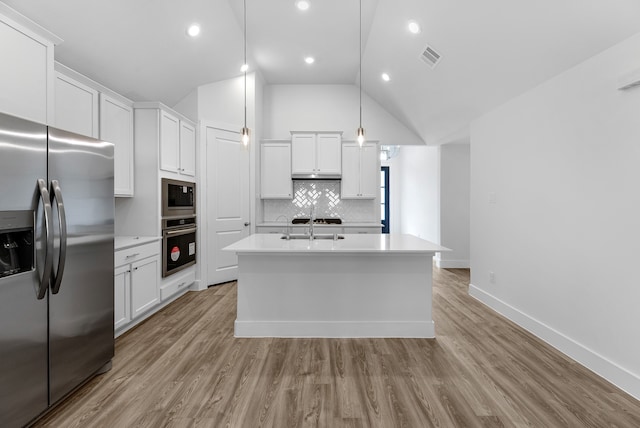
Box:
256;226;287;234
315;226;342;234
115;241;159;267
346;227;381;234
160;268;196;301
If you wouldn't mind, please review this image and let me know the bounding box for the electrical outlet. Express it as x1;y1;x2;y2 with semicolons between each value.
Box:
489;271;496;284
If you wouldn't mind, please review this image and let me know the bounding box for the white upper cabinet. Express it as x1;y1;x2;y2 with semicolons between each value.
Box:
341;144;360;198
291;133;316;175
54;72;99;138
359;143;380;198
179;121;196;177
261;141;292;199
0;7;59;124
160;111;180;173
341;142;379;199
316;134;342;175
100;94;134;197
291;132;341;177
160;110;195;177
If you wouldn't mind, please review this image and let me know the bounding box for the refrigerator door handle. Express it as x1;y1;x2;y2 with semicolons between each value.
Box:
36;179;54;300
50;180;67;294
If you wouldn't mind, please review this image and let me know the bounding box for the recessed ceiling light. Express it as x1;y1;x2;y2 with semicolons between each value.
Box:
295;0;310;11
240;63;249;72
381;73;391;82
187;24;200;37
304;56;315;64
408;20;421;34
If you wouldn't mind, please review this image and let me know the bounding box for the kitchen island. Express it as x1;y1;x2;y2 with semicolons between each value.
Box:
224;234;449;338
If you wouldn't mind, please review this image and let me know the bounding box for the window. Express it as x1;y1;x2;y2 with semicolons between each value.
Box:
381;166;390;234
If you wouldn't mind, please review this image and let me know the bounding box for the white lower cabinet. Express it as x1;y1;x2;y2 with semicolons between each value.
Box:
114;240;160;336
131;256;160;319
256;225;381;234
349;227;382;234
114;265;131;331
160;267;196;301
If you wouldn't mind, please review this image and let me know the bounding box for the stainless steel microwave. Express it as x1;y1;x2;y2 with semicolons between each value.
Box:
161;178;196;218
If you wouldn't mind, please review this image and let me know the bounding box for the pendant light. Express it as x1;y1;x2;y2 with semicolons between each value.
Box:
241;0;250;147
356;0;365;147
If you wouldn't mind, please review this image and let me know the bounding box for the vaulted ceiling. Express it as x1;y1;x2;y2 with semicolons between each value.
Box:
4;0;640;144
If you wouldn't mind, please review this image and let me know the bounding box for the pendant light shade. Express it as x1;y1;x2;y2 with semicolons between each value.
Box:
357;126;365;145
356;0;365;147
241;0;250;147
241;127;250;146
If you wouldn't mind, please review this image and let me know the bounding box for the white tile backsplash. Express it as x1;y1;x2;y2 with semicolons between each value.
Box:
263;180;376;222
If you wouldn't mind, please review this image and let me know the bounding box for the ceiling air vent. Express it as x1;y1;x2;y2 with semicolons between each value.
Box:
420;44;442;69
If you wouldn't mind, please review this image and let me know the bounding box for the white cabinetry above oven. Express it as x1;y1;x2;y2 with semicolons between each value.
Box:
159;110;196;177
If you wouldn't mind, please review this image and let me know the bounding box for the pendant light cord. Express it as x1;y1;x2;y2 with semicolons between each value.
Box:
244;0;247;131
359;0;362;129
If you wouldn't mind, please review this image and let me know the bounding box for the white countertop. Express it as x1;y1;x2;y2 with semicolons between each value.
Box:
257;222;383;228
224;233;449;254
115;235;161;251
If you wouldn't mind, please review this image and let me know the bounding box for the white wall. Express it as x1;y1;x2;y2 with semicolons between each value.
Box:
197;73;256;131
395;145;441;243
172;89;198;123
438;144;470;268
263;84;423;144
470;32;640;399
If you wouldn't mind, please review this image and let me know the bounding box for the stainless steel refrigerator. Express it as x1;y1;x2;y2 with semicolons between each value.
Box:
0;112;115;427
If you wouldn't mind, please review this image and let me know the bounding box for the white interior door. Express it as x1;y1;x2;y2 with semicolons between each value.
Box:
206;126;250;285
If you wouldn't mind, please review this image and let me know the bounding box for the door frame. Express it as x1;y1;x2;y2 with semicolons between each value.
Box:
381;166;390;234
195;120;255;290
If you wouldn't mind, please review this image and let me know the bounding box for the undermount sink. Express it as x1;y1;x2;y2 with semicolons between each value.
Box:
281;233;344;240
291;217;342;225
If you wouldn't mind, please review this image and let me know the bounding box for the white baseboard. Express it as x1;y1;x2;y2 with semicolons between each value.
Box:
190;279;206;291
234;320;435;338
469;284;640;400
436;259;470;269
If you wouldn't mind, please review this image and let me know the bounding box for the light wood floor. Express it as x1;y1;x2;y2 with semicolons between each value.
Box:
35;268;640;427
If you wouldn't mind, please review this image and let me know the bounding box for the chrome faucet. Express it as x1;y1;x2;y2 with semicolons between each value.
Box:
309;205;316;240
275;215;290;239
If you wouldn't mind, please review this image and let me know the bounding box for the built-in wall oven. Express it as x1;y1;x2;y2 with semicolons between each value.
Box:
161;178;197;277
162;217;197;277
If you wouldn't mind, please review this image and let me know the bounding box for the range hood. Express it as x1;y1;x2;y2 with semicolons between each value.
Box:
291;173;341;180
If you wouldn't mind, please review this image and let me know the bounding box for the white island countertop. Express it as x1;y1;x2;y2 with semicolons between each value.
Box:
257;222;383;228
224;233;449;254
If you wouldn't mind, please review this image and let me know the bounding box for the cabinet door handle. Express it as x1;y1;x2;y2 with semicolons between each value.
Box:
50;180;67;295
126;253;140;259
36;179;53;300
134;267;138;271
244;222;251;227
